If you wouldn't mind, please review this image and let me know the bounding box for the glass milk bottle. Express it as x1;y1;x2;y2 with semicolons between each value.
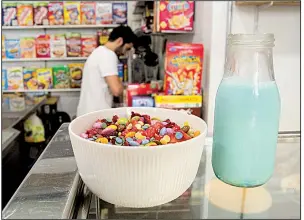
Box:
212;34;281;187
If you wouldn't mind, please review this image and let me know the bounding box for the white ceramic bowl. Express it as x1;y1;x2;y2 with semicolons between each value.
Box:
69;107;207;208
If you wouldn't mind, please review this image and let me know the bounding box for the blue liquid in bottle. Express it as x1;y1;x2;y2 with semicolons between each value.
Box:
212;77;280;187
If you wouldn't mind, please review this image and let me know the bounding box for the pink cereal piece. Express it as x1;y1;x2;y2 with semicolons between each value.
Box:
151;120;158;126
93;122;102;128
166;128;174;134
80;133;88;139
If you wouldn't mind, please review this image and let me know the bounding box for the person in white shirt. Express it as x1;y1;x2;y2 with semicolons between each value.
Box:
77;26;137;116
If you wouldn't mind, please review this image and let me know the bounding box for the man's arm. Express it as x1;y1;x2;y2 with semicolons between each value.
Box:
104;75;124;97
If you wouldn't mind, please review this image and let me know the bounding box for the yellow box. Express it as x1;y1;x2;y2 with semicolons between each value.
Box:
154;95;202;108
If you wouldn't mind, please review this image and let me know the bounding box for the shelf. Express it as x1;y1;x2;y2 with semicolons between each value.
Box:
3;57;87;62
3;88;81;93
2;24;120;30
235;1;300;6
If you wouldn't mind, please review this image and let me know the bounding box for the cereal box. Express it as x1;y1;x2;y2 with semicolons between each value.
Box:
112;3;127;24
20;37;36;58
37;68;52;89
81;35;97;57
68;63;84;88
164;42;203;95
3;2;18;26
80;2;96;25
36;34;51;58
17;3;34;26
158;1;194;32
50;34;66;58
7;67;24;90
48;2;64;25
96;3;112;25
9;94;26;111
64;2;81;25
66;33;81;57
5;39;21;59
34;2;49;25
132;96;154;107
2;35;6;59
23;67;38;90
52;65;70;89
2;68;8;90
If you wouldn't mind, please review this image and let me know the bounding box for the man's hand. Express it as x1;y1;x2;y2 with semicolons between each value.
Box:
104;75;124;97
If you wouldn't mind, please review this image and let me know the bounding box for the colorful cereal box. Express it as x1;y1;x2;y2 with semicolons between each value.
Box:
2;35;6;59
48;2;64;25
81;35;97;57
34;2;49;25
36;34;51;58
158;1;194;32
20;37;36;58
112;3;127;24
3;3;18;26
17;3;34;26
50;34;66;58
68;63;84;88
164;42;203;95
7;67;24;90
23;67;38;90
66;33;81;57
64;2;81;25
52;65;70;89
80;2;96;25
96;3;112;24
37;68;53;89
5;39;20;59
2;68;8;90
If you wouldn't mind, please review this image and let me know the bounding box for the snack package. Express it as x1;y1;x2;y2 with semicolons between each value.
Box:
23;67;38;90
36;34;51;58
80;2;96;25
132;96;155;107
158;1;194;32
64;2;81;25
5;39;21;59
164;42;204;95
17;3;34;26
24;113;45;143
7;67;24;90
3;3;18;26
48;2;64;25
112;3;127;24
97;29;112;46
37;68;53;89
34;2;49;25
68;63;84;88
9;94;26;111
81;34;97;57
20;37;36;58
66;33;81;57
2;68;8;90
50;34;66;58
53;65;70;89
96;3;112;24
126;83;161;107
2;35;6;59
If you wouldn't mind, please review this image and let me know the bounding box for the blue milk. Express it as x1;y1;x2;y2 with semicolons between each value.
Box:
212;77;281;187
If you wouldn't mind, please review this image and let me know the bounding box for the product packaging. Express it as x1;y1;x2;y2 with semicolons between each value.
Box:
81;34;97;57
37;68;53;89
53;65;70;89
164;42;204;95
20;37;36;58
5;39;21;59
50;34;67;58
2;68;8;90
48;2;64;25
132;96;155;107
112;3;127;24
23;67;38;90
36;34;51;58
66;32;81;57
9;94;26;111
2;35;6;59
96;3;112;24
34;2;49;25
64;2;81;25
7;67;24;90
158;1;194;32
68;63;84;88
80;2;96;25
17;3;34;26
3;3;18;26
126;83;161;107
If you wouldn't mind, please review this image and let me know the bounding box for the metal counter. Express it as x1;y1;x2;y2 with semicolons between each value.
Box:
3;123;300;219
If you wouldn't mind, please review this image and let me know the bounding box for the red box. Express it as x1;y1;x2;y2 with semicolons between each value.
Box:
159;1;194;32
126;83;161;107
164;42;204;95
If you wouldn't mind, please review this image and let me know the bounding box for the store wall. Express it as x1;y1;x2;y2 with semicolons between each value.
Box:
204;2;300;134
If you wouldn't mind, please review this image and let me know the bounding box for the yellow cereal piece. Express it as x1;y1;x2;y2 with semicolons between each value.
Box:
163;135;171;142
160;139;168;145
135;132;145;140
135;124;142;130
107;125;117;130
96;137;108;144
194;131;201;137
132;116;140;121
145;142;157;146
138;121;144;126
125;132;136;138
184;121;189;126
126;124;133;130
151;117;161;121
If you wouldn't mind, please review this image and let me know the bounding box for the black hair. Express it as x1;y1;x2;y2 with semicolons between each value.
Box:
108;25;137;45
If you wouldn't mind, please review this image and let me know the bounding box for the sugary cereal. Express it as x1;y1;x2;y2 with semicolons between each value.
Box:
81;34;97;57
64;2;81;25
96;3;112;25
20;37;36;58
52;65;70;89
2;69;8;90
23;67;38;90
80;111;200;147
66;32;81;57
80;2;96;25
68;63;84;88
7;67;24;90
37;68;53;89
50;34;66;58
3;3;18;26
34;2;49;25
112;3;127;24
48;2;64;25
17;3;34;26
36;34;51;58
5;39;21;59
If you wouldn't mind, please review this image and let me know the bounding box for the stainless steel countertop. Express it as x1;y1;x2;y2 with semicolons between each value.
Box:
2;123;300;219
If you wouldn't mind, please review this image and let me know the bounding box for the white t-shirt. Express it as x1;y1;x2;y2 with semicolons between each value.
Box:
77;46;118;117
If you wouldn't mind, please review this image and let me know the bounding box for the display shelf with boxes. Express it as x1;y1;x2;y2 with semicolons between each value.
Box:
2;24;120;30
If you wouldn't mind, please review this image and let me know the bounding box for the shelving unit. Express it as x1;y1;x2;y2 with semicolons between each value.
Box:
2;24;120;30
2;88;81;93
235;1;300;6
3;57;87;62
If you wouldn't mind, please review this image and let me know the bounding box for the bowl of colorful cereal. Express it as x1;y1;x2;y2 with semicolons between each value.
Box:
69;107;207;208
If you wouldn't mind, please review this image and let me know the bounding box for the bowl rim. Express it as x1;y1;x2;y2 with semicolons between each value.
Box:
69;107;208;150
